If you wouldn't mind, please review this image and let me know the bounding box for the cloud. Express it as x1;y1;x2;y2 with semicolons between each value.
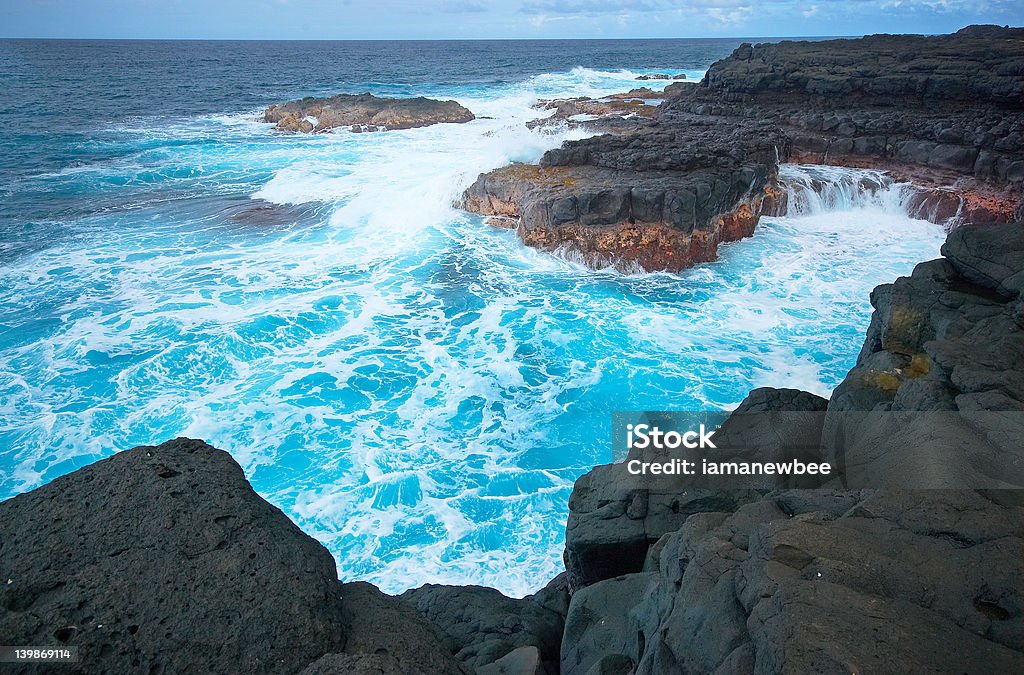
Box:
439;0;488;12
520;0;670;16
706;4;753;25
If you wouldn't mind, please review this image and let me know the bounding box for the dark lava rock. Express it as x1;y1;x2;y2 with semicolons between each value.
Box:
0;438;347;674
559;223;1024;672
460;117;784;272
827;222;1024;487
337;582;465;675
697;26;1024;108
400;584;564;674
0;439;467;675
461;27;1024;272
560;486;1024;674
264;93;474;133
299;653;409;675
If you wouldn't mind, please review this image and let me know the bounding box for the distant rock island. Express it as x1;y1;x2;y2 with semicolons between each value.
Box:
635;73;686;81
462;25;1024;272
263;93;475;133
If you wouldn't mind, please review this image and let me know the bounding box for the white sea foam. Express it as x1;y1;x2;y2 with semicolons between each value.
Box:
0;73;945;597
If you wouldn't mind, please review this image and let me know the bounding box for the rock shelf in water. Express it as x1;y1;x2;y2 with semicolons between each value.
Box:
461;26;1024;273
263;92;475;133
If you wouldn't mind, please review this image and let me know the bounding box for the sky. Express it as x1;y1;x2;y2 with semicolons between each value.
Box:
1;0;1021;40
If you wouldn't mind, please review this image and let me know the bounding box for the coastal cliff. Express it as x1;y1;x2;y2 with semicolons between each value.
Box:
3;221;1024;673
461;26;1024;272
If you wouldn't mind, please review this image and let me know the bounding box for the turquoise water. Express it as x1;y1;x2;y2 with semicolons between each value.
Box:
0;41;945;595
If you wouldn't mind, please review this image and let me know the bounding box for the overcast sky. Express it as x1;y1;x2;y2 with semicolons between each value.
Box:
2;0;1021;40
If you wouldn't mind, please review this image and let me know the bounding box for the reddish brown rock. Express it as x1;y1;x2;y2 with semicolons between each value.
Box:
264;93;474;133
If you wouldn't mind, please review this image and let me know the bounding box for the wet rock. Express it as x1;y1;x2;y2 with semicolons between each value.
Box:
636;73;685;81
460;117;783;272
464;27;1024;271
264;93;474;133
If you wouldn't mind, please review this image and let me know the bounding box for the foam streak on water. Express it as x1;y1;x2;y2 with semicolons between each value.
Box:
0;64;945;596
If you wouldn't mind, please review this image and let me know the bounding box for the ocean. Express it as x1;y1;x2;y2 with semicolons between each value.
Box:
0;39;945;595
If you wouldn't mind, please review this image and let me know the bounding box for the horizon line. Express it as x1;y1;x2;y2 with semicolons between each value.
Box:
0;34;875;42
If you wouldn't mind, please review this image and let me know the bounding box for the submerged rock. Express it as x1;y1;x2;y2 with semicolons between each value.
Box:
263;93;474;133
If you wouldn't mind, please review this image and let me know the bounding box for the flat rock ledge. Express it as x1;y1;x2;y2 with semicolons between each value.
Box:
264;93;475;133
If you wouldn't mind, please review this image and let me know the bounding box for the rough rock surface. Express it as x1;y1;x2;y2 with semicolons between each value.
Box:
528;89;662;131
264;93;474;133
0;439;463;675
559;222;1024;673
461;26;1024;271
461;117;784;272
0;438;347;674
400;584;564;674
336;582;465;674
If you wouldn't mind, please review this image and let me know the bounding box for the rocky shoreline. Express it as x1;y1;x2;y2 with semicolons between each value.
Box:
4;27;1024;675
3;220;1024;673
461;26;1024;272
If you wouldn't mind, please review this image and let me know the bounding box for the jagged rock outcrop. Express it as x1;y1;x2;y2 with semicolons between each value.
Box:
461;117;784;272
696;25;1024;108
559;222;1024;673
401;584;565;674
559;487;1024;675
636;74;686;81
527;90;661;131
672;26;1024;221
0;439;464;675
461;26;1024;271
264;93;474;133
0;438;348;674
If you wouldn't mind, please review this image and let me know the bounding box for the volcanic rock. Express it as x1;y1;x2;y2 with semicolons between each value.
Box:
264;93;474;133
0;439;462;675
0;438;347;674
400;584;564;674
460;116;785;272
558;222;1024;673
462;26;1024;271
